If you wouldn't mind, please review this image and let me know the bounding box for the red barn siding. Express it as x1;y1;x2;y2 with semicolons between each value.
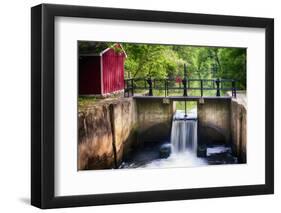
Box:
102;48;125;94
78;44;126;96
79;56;101;95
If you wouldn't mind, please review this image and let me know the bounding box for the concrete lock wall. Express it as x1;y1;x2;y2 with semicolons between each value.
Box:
78;98;138;170
230;98;247;163
197;99;231;146
78;97;175;170
197;97;247;163
135;98;175;143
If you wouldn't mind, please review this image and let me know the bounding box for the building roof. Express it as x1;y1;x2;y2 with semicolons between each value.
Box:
79;42;127;57
100;43;127;58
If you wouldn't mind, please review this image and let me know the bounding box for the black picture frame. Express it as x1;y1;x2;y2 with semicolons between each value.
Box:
31;3;274;209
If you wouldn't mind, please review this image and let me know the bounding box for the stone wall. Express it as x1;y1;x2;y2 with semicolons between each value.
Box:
78;98;137;170
197;99;231;145
230;98;247;163
135;98;175;143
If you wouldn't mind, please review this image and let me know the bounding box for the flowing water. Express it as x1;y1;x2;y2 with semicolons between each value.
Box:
120;108;238;169
141;110;206;168
120;109;207;169
171;110;197;153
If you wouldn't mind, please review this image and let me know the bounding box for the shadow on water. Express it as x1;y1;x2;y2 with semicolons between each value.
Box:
120;141;167;168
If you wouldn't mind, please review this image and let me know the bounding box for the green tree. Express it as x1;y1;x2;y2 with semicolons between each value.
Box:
78;41;247;90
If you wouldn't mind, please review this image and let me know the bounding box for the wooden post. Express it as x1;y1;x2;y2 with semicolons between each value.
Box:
147;78;153;96
164;79;167;97
131;79;134;96
183;64;188;96
124;80;126;97
216;78;220;97
167;79;169;96
232;80;236;98
200;79;203;97
182;78;187;96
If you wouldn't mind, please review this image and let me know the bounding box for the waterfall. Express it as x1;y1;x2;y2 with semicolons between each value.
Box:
171;110;197;154
121;109;206;169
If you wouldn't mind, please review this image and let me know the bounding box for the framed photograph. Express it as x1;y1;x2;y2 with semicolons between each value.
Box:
31;4;274;209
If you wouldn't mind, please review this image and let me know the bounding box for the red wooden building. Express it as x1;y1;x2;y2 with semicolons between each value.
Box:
79;43;127;96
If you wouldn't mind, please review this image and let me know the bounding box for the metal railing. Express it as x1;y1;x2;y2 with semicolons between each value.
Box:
124;77;237;98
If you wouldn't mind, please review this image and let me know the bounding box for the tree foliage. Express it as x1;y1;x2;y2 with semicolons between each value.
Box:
79;41;246;89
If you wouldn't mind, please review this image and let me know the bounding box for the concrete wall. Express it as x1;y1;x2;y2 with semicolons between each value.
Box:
78;98;137;170
230;98;247;163
197;99;231;145
197;96;247;163
135;98;175;143
78;97;175;170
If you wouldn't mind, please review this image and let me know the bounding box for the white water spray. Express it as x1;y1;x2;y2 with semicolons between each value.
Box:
142;109;206;169
171;111;197;153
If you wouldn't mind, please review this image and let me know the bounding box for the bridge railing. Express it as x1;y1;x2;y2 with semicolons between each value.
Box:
124;78;237;98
